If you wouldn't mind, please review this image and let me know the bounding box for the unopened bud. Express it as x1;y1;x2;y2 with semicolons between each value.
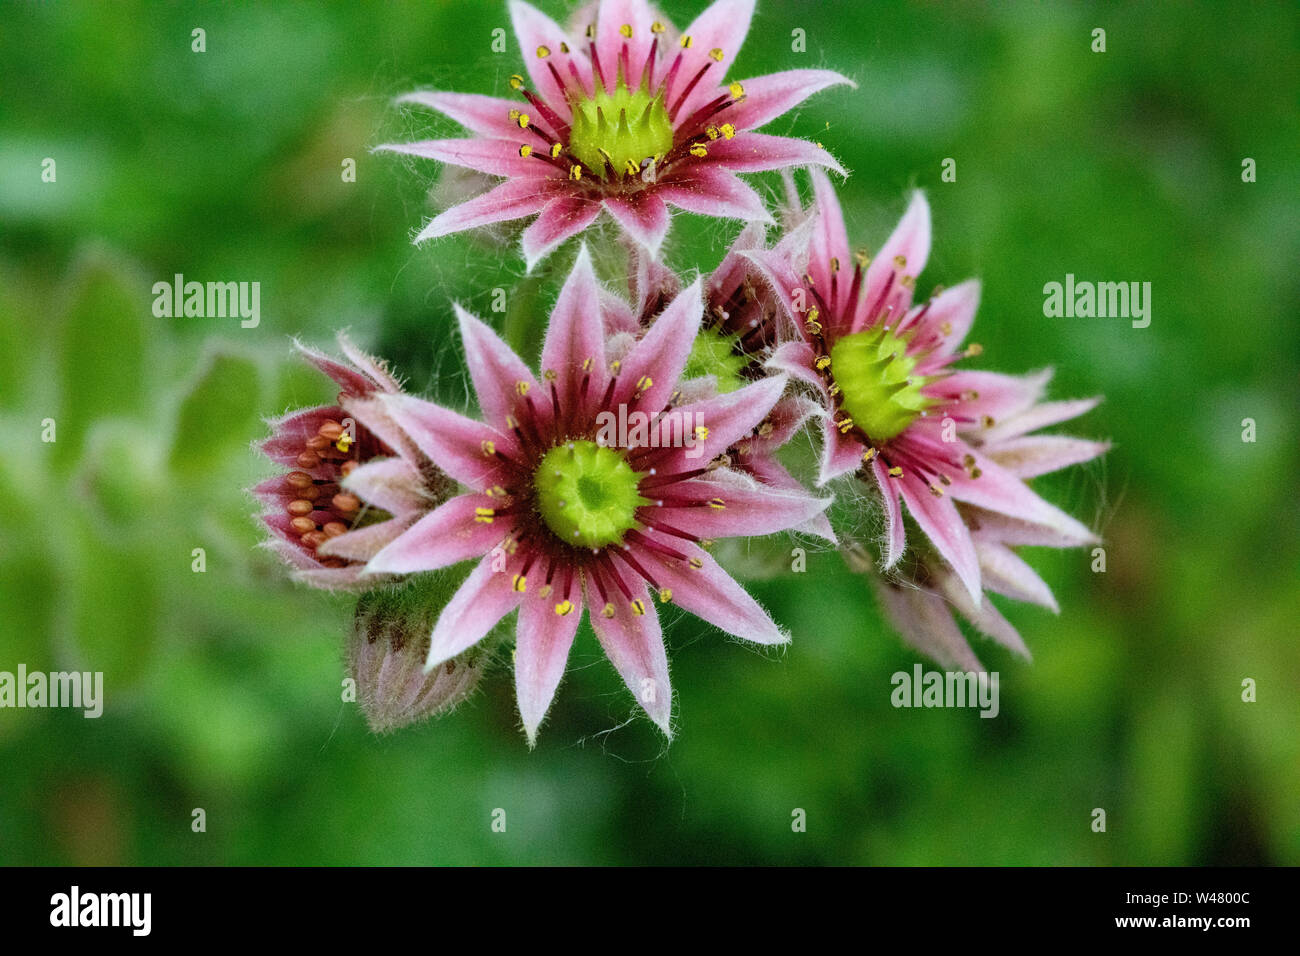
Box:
348;578;487;733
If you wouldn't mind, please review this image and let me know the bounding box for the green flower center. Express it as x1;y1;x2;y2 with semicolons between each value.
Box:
534;440;649;548
682;327;748;393
568;80;674;178
829;326;935;441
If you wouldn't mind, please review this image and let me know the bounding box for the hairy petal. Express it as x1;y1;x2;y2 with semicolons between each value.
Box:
587;570;672;735
515;586;582;746
426;553;524;669
642;540;788;645
366;494;509;575
724;69;856;131
456;304;538;432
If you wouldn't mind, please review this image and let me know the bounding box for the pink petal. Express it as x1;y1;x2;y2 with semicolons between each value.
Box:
334;332;401;394
315;518;410;564
456;304;538;433
600;286;640;335
379;393;518;489
509;0;586;121
603;193;671;255
514;584;582;746
975;540;1059;612
366;494;509;575
610;278;703;412
654;375;787;471
807;166;850;295
897;472;982;603
765;340;825;394
292;339;375;396
934;571;1031;659
259;406;338;474
910;278;980;358
595;0;659;91
944;451;1099;546
818;414;863;486
586;570;672;735
642;539;787;645
427;552;525;669
702;132;845;175
723;69;856;130
852;191;931;333
648;471;831;540
397;90;527;139
873;580;983;672
930;369;1051;422
987;435;1110;479
415;177;555;243
983;397;1102;443
375;138;536;178
738;453;836;543
965;506;1095;549
521;195;603;271
541;245;612;417
668;0;755;119
870;456;906;569
657;167;772;222
339;456;425;515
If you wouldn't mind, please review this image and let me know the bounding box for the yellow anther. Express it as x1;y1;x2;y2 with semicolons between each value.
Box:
658;588;672;604
980;415;995;428
609;359;621;373
635;374;653;393
694;425;709;441
837;417;854;434
569;164;583;180
939;321;953;336
863;447;878;462
966;343;984;357
517;113;530;129
625;159;639;175
519;144;532;158
334;433;353;452
651;21;665;34
536;45;550;58
707;497;726;510
559;41;569;53
512;574;527;593
963;454;977;468
689;142;708;158
706;125;719;140
480;439;496;457
509;74;525;90
709;47;724;61
487;484;507;498
893;254;907;268
586;23;595;39
550;142;562;159
619;23;632;38
900;274;915;290
828;383;841;397
830;256;841;273
515;380;530;396
539;584;552;598
815;355;832;370
680;34;693;48
602;602;616;618
554;599;574;616
969;466;983;479
581;357;594;371
543;368;557;382
888;466;903;477
929;484;944;497
509;108;520;120
630;598;646;616
854;249;871;267
728;81;745;99
719;123;736;140
688;557;704;569
939;474;952;486
474;507;495;524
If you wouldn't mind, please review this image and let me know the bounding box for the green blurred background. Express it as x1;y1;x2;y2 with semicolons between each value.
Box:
1;0;1297;865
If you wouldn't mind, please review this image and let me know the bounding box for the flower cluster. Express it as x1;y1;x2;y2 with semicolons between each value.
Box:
254;0;1106;742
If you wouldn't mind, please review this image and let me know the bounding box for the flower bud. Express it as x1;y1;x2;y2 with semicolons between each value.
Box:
348;578;488;733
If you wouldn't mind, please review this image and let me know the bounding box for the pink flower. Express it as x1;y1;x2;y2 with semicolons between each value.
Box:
747;169;1107;609
605;220;835;541
379;0;852;268
361;247;831;743
253;333;451;590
